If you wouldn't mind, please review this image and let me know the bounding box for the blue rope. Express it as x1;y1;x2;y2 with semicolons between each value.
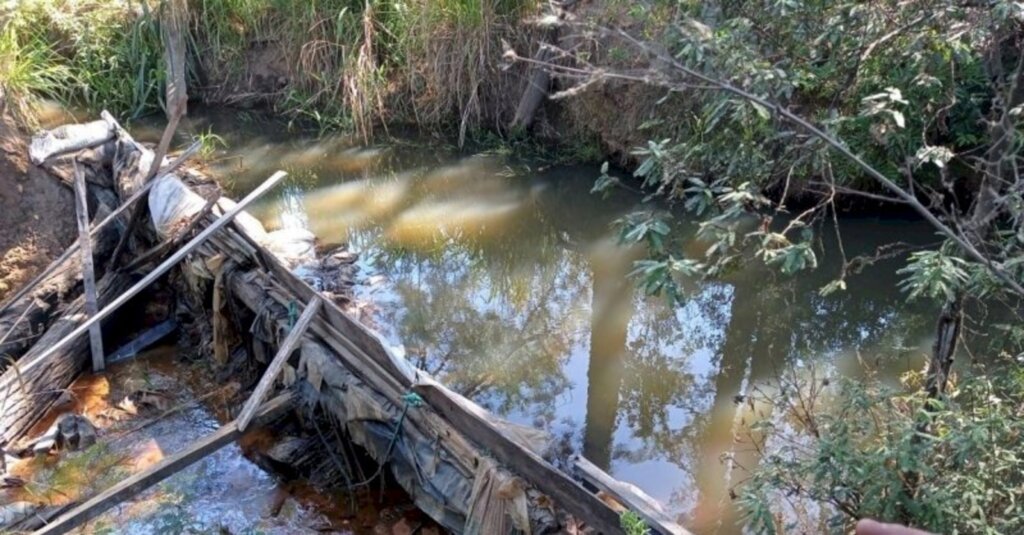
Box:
338;391;423;495
287;300;298;330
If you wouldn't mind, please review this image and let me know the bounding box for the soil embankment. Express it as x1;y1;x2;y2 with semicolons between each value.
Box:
0;100;76;301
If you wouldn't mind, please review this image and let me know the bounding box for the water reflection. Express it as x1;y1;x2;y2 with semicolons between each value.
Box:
199;109;941;534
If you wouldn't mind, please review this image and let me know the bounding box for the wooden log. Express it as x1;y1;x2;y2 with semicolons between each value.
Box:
0;204;121;364
574;456;691;535
33;393;293;535
510;45;553;130
413;379;626;535
11;171;287;380
226;272;478;480
236;297;320;431
73;164;105;372
0;273;132;444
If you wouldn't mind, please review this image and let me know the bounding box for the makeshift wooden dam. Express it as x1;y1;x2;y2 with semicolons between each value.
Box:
0;113;691;535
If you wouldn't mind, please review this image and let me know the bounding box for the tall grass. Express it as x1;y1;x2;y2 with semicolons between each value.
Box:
1;1;165;123
0;7;72;124
1;0;540;138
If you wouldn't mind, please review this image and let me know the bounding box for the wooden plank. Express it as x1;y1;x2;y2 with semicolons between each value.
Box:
575;456;692;535
236;297;321;431
226;272;478;479
106;319;178;365
256;252;415;387
413;379;626;535
73;163;105;372
12;171;287;378
33;393;293;535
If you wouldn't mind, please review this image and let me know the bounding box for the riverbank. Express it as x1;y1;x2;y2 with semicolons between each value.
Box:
0;95;76;301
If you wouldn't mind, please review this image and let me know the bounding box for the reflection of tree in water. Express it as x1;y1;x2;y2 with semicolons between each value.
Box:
339;163;943;530
358;204;593;418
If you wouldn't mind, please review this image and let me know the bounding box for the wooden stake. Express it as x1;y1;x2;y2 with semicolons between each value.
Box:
236;297;321;431
72;164;105;371
13;171;287;378
33;393;293;535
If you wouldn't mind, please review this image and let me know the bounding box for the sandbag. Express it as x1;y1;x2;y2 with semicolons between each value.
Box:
29;120;113;165
149;174;208;238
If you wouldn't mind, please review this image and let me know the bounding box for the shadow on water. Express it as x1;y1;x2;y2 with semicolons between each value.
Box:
176;108;950;533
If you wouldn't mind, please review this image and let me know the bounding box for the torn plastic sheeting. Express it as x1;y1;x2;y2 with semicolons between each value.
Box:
296;338;557;535
312;363;473;533
149;174;208;238
151;176;319;278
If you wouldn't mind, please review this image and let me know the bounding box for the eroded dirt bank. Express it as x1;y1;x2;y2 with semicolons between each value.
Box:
0;99;77;301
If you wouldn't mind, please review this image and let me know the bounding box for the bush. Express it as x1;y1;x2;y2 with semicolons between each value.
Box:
739;363;1024;534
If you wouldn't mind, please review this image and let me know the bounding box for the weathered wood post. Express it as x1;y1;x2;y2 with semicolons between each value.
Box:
73;163;105;371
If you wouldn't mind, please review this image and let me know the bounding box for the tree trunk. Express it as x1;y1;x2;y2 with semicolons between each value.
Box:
924;297;962;398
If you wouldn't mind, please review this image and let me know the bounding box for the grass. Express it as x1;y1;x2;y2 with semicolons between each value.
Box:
1;1;540;138
1;1;164;123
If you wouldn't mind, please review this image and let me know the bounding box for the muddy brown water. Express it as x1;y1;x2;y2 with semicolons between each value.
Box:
7;345;434;534
55;105;963;533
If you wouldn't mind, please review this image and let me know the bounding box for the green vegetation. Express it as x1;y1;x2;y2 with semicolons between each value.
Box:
0;0;538;137
557;1;1024;533
741;364;1024;534
621;510;651;535
0;1;164;122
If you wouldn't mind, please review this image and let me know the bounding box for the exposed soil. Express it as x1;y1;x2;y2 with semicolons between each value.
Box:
0;100;77;301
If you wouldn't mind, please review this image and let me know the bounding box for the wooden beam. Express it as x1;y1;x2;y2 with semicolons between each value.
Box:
574;456;692;535
412;379;626;535
236;296;321;431
13;171;287;378
33;393;293;535
73;163;105;372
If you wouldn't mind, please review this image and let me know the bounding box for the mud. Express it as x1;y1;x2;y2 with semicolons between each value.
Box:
0;102;77;301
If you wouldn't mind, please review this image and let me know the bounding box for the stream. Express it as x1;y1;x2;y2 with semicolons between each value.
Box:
146;108;944;533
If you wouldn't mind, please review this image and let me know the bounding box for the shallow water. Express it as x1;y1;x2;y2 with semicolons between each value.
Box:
156;108;948;533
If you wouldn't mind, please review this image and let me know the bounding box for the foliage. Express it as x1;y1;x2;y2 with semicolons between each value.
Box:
620;510;651;535
193;127;227;159
582;0;1024;305
739;365;1024;534
1;0;164;119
